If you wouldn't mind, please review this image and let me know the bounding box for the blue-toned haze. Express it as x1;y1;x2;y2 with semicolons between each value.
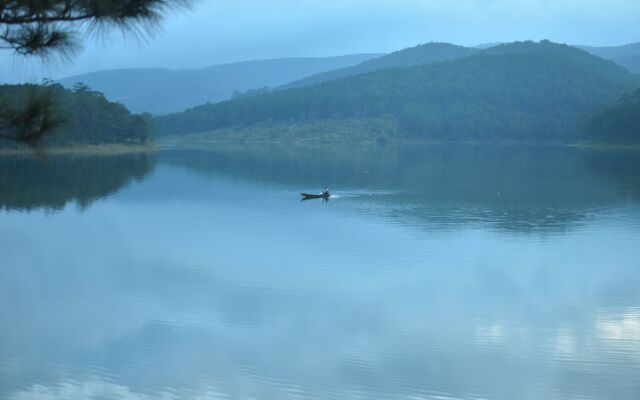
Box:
1;0;639;82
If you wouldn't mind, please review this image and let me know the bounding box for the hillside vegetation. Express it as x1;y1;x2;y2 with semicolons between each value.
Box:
0;84;153;148
586;88;640;143
155;41;640;143
58;55;382;115
280;42;477;89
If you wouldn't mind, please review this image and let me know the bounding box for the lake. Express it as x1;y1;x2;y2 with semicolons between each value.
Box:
1;143;639;400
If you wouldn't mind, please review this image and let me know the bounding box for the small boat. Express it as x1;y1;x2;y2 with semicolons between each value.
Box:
301;192;330;200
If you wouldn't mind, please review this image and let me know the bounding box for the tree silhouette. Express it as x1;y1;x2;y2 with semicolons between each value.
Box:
0;0;191;146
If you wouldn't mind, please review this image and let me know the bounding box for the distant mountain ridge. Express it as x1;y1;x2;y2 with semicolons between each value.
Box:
155;41;640;143
57;41;640;117
280;42;478;89
58;55;383;115
577;42;640;73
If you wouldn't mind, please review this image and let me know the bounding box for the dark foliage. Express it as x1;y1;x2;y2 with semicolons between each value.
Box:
586;88;640;143
0;0;189;57
0;84;63;147
0;83;153;147
0;0;190;145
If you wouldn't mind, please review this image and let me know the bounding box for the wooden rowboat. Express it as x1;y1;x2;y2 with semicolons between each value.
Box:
301;192;330;200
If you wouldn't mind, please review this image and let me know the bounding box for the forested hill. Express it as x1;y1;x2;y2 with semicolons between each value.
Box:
587;88;640;143
58;55;382;115
155;41;640;143
280;42;478;89
0;84;153;147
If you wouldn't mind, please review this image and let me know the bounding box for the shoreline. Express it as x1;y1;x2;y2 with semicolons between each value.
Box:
2;140;639;156
0;143;157;156
158;136;640;151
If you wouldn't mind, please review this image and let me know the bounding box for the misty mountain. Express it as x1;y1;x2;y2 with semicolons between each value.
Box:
279;42;478;90
155;41;640;143
579;42;640;73
58;55;382;115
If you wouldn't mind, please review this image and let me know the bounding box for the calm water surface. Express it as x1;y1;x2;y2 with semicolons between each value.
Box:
1;144;639;400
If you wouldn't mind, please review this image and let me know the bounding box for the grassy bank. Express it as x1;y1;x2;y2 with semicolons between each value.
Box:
158;119;406;147
157;120;640;150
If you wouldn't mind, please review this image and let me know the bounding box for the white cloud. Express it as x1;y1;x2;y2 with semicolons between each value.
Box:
597;309;640;343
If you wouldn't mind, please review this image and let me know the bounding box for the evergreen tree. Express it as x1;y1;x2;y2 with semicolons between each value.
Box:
0;0;190;146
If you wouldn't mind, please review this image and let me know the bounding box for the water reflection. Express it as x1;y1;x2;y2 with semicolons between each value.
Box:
1;144;639;400
162;144;640;232
0;152;156;212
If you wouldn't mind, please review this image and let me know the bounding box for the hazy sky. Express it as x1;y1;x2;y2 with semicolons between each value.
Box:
1;0;639;82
